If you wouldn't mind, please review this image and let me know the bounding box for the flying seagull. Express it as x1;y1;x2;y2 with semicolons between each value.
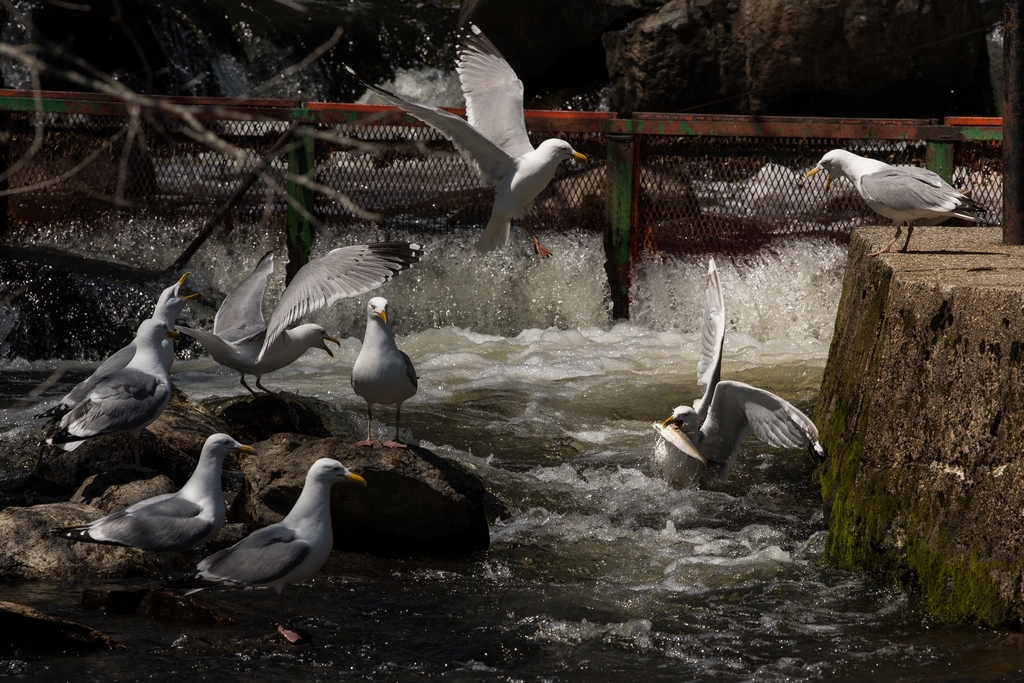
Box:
169;458;367;644
37;273;198;421
179;243;423;397
50;433;254;580
655;259;824;485
806;149;986;256
351;297;418;448
46;319;179;470
346;24;587;257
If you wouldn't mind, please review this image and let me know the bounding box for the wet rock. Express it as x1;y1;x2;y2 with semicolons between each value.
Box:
230;435;490;554
602;0;993;118
0;600;129;654
0;502;149;581
70;471;176;513
82;588;237;624
205;393;353;443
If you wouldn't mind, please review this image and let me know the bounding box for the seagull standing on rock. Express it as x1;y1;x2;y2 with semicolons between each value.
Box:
46;319;179;471
179;243;423;398
169;458;367;644
351;297;418;449
806;149;987;256
37;273;198;421
50;434;254;580
346;24;588;257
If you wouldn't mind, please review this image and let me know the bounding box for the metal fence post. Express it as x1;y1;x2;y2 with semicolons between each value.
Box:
286;125;316;283
1005;0;1024;244
605;134;638;319
925;142;954;184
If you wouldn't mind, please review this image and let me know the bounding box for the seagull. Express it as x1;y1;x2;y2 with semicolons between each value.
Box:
46;319;179;471
806;149;987;257
36;273;198;421
351;297;418;448
49;434;254;580
169;458;367;644
178;243;423;397
346;24;588;256
656;259;824;484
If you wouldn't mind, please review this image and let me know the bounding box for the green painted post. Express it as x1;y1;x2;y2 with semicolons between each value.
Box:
285;126;315;284
925;141;955;184
605;135;637;319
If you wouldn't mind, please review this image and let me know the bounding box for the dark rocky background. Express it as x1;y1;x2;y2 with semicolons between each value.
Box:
3;0;1003;117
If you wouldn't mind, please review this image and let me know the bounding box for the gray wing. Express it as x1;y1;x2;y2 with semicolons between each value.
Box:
197;524;310;586
259;242;424;362
456;24;534;159
693;258;725;423
860;168;974;217
214;251;274;341
346;66;516;185
698;380;821;476
39;343;137;420
400;350;418;391
92;496;213;553
57;369;168;438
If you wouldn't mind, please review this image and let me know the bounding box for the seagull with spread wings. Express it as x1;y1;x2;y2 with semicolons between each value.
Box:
347;24;587;257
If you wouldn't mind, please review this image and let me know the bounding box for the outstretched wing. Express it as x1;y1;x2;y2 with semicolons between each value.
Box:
346;65;516;185
456;24;534;159
259;242;424;362
693;258;725;423
699;380;821;478
215;251;274;341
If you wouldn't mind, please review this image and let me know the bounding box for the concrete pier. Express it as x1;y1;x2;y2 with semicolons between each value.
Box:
816;226;1024;626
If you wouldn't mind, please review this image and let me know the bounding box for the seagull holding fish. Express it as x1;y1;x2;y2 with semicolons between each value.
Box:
351;297;418;448
346;24;587;257
654;258;824;486
37;273;198;422
46;319;179;470
178;243;423;398
169;458;367;644
50;433;254;580
806;149;987;257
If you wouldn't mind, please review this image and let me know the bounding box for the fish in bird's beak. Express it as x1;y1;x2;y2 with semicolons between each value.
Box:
321;336;340;357
572;151;587;162
652;420;708;465
346;471;368;486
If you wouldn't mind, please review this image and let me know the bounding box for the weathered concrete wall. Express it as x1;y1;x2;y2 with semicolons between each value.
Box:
816;226;1024;627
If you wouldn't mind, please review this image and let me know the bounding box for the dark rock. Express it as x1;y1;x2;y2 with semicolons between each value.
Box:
82;588;237;624
0;600;129;654
0;502;149;580
206;393;350;443
231;435;490;554
69;471;176;513
603;0;994;118
458;0;651;101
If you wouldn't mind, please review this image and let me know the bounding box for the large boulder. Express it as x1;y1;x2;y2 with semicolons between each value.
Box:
0;502;150;580
602;0;994;118
204;393;356;443
230;435;490;554
70;471;176;513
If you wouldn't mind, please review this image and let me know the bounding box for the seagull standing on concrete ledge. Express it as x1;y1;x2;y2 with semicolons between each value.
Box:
179;243;423;397
346;24;588;257
351;297;418;448
50;434;254;580
806;149;987;256
169;458;367;644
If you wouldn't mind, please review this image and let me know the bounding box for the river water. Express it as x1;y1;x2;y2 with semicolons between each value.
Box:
3;226;1024;681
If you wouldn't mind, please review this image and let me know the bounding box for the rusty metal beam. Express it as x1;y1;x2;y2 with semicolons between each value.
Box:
1005;0;1024;244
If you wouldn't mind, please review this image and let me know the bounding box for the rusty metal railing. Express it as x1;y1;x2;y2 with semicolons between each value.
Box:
0;90;1004;317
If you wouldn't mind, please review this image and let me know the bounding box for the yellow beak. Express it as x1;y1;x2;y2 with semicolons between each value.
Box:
662;415;676;428
346;472;368;486
234;444;256;455
572;151;587;162
322;336;340;357
167;329;181;340
376;311;387;324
